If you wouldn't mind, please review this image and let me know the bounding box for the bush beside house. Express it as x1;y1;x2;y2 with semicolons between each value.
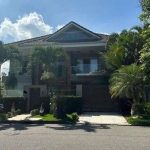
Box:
50;95;82;118
127;102;150;125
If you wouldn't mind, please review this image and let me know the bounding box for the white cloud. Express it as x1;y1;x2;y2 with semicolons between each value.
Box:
56;24;65;30
0;12;53;41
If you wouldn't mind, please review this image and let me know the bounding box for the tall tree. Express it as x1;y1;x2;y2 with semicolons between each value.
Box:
28;45;68;91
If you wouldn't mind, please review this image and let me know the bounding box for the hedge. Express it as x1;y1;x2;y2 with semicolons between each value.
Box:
50;95;82;114
62;95;82;114
134;102;150;115
0;97;27;113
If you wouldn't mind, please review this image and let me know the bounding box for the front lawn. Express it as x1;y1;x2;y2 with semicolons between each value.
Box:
29;114;76;122
127;115;150;126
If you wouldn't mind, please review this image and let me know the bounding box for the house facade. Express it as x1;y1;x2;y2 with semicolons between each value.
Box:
6;21;119;112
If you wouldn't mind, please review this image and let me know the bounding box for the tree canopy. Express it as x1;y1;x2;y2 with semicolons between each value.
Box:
0;41;21;66
139;0;150;22
28;45;68;86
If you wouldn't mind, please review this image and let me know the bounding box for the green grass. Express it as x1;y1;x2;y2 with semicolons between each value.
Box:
127;115;150;126
29;114;75;122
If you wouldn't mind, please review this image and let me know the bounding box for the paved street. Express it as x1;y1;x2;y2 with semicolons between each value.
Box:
0;124;150;150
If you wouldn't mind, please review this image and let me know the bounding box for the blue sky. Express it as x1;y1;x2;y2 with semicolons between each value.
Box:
0;0;142;43
0;0;142;74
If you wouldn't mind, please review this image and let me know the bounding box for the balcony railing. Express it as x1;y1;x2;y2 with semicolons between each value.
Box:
71;64;105;75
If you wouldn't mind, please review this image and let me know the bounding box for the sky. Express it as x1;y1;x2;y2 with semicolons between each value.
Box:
0;0;142;74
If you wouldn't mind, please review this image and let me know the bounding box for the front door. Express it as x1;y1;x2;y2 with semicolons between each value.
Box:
30;88;40;110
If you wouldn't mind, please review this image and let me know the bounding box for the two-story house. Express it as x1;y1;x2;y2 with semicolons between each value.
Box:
6;21;119;112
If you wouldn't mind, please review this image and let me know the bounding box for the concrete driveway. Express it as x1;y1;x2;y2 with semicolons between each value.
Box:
79;112;129;125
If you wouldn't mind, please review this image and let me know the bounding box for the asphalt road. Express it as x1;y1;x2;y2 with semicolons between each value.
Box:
0;123;150;150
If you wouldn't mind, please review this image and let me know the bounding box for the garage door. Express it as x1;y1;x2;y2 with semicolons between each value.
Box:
82;85;119;112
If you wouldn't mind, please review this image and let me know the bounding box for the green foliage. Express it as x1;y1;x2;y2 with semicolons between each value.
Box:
50;93;67;119
110;64;145;103
127;116;150;125
139;0;150;22
0;104;4;113
7;112;12;118
1;97;27;113
0;41;21;66
29;114;75;122
5;73;18;90
27;45;68;79
12;110;17;116
40;71;56;84
30;109;39;116
139;26;150;80
16;109;21;115
134;102;150;115
104;27;144;73
102;44;125;71
71;112;79;121
0;113;6;121
50;94;82;116
134;103;145;115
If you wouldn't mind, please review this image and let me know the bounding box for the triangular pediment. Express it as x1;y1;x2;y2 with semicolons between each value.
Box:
45;22;102;42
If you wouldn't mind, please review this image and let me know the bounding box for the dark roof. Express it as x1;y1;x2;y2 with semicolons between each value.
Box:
7;21;109;46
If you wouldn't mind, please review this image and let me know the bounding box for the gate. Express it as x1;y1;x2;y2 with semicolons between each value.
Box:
82;85;119;112
30;88;40;110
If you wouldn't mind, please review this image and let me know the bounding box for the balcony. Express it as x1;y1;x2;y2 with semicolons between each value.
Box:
71;64;105;76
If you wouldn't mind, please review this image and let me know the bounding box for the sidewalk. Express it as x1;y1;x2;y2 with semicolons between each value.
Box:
79;112;129;125
8;114;42;121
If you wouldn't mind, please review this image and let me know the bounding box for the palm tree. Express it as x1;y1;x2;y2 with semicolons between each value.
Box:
109;64;145;104
103;26;145;73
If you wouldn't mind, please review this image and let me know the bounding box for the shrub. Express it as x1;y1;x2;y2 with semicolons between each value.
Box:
71;112;79;121
134;102;150;116
50;95;82;114
134;103;145;116
12;111;17;116
16;109;21;115
30;109;39;116
0;113;6;121
144;102;150;115
127;116;150;125
7;112;12;118
0;104;4;113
